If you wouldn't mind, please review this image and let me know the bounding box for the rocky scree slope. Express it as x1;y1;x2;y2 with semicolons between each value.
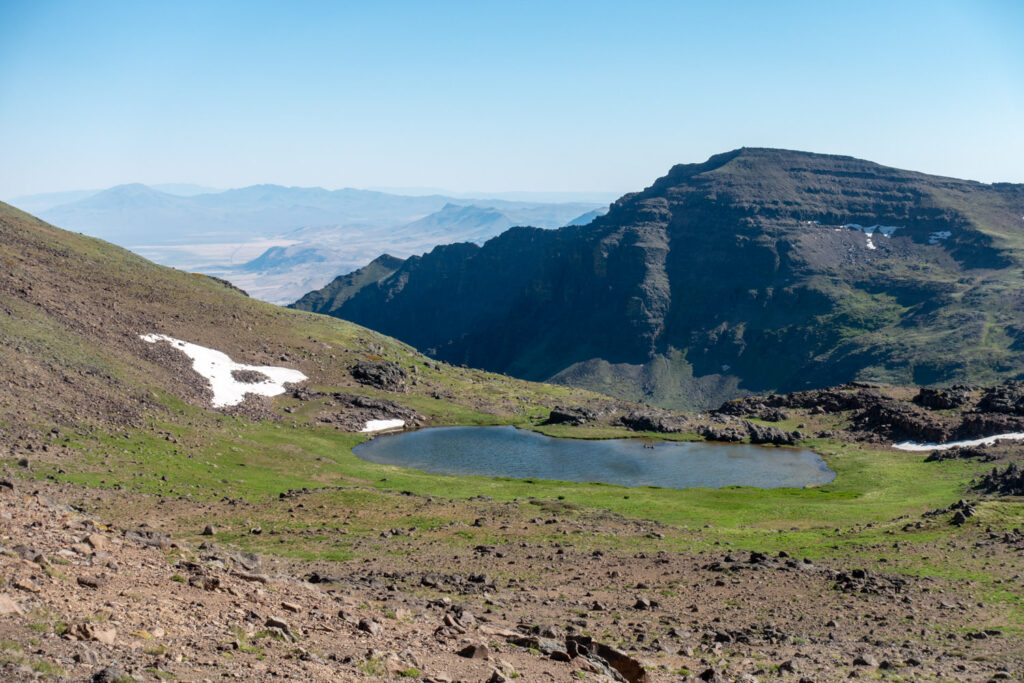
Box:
4;472;1024;682
294;148;1024;410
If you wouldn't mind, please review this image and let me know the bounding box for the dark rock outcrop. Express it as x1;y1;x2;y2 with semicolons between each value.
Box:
696;420;800;445
746;422;799;446
545;405;604;426
316;393;422;432
976;463;1024;496
698;424;747;442
350;360;408;392
619;410;691;433
953;412;1024;440
977;381;1024;416
718;385;883;417
924;445;996;463
914;386;971;410
850;400;949;443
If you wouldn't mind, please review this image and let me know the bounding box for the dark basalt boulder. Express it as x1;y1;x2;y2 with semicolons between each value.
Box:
746;422;799;446
619;410;691;433
317;392;422;432
545;405;603;426
759;407;789;422
698;424;747;443
850;400;949;443
715;385;880;417
914;386;971;410
924;445;996;463
292;387;325;401
953;412;1024;440
977;462;1024;496
977;381;1024;416
350;360;408;392
697;419;800;444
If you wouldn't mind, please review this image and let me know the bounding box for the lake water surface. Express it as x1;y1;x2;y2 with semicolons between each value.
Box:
354;426;835;489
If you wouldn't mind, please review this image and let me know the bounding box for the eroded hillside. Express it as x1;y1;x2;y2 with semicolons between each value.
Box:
296;148;1024;410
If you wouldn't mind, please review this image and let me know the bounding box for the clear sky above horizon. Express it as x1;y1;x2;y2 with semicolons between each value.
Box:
1;0;1021;198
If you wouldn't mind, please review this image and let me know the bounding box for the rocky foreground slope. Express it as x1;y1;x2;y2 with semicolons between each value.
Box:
295;148;1024;410
3;468;1024;683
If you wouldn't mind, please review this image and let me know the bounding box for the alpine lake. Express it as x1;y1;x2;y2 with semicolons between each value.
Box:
354;425;834;490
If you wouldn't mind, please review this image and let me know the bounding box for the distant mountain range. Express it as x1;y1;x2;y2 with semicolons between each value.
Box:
7;183;607;304
7;183;220;214
292;148;1024;410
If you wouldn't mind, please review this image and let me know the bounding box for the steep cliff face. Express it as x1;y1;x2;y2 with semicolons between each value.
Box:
293;149;1024;409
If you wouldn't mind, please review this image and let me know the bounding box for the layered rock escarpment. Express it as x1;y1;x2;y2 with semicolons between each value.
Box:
294;148;1024;410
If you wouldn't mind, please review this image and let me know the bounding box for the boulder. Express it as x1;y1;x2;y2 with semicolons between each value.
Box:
746;422;798;445
976;463;1024;497
698;424;747;442
620;410;690;433
91;665;127;683
0;593;22;616
851;400;948;443
545;406;603;426
977;381;1024;415
457;643;489;659
322;392;422;432
913;386;970;410
350;360;408;392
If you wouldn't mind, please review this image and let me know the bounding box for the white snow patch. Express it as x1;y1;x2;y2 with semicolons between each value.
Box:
928;230;952;244
892;432;1024;452
844;223;901;237
843;224;901;248
845;224;901;249
361;419;405;433
140;334;307;407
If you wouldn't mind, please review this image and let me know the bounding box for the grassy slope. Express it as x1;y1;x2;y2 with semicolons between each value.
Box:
16;408;1024;627
0;201;606;439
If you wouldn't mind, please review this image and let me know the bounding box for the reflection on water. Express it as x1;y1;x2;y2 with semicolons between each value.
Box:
354;426;834;490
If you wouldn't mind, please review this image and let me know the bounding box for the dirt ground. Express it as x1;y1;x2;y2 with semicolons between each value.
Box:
2;478;1022;683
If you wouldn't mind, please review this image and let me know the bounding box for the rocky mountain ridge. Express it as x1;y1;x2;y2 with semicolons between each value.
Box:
294;148;1024;409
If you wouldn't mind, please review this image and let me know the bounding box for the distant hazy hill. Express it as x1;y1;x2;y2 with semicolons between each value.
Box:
390;204;515;243
32;183;604;247
564;208;608;226
7;183;219;214
294;148;1024;410
20;183;604;303
207;199;601;304
35;183;458;245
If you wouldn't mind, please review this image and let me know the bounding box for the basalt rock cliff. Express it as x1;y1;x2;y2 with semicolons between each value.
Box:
293;148;1024;409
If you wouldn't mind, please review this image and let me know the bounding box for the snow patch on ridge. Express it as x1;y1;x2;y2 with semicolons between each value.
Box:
928;230;952;244
361;419;405;433
140;333;307;407
845;223;901;250
892;432;1024;452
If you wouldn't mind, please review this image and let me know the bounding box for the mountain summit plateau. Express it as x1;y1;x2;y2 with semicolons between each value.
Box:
293;148;1024;409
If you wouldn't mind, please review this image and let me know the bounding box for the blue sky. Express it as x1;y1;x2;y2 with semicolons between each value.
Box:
1;0;1021;197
